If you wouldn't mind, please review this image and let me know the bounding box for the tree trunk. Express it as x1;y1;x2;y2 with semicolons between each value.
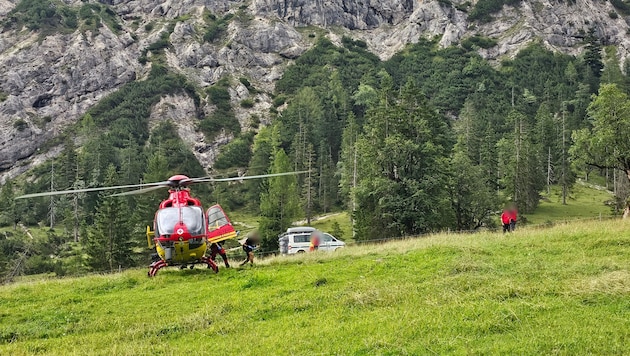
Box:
624;170;630;218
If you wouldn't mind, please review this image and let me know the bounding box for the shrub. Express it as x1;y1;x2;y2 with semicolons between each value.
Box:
13;119;28;131
468;0;522;23
461;35;498;50
240;99;254;108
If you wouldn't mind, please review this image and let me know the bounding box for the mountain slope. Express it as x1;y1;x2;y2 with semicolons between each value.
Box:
1;0;629;182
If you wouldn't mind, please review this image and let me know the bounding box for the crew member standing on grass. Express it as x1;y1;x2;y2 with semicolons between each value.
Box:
210;241;230;268
240;231;259;266
309;230;321;252
509;205;518;231
501;208;511;233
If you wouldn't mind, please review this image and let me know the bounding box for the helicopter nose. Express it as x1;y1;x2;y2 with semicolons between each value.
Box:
173;222;191;239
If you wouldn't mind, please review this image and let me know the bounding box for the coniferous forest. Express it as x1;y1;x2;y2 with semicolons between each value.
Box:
3;30;630;277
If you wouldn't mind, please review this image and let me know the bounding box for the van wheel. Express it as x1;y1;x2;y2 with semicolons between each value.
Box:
297;250;305;253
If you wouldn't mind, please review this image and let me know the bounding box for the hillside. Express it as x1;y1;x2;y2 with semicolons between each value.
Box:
1;220;628;354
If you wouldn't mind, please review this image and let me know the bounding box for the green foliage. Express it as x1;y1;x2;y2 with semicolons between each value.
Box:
13;119;28;131
468;0;522;22
276;37;381;96
78;3;122;34
239;77;257;93
259;149;300;251
203;12;233;42
0;91;7;102
86;67;198;148
147;122;206;180
353;79;454;239
609;0;630;16
213;137;253;169
4;0;78;34
147;31;171;54
239;99;254;108
83;165;136;272
199;78;240;140
461;35;497;50
571;84;630;214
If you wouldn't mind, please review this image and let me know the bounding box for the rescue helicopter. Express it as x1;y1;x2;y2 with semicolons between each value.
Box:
16;171;303;277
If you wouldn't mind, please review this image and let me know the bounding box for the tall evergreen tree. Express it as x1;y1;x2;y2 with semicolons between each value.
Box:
259;149;300;251
354;79;453;239
84;165;135;271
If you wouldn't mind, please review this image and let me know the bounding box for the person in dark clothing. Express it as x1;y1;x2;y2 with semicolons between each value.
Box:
240;231;260;266
210;241;230;268
501;209;511;233
508;206;518;231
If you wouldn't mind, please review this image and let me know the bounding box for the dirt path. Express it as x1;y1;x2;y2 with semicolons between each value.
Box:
292;212;344;226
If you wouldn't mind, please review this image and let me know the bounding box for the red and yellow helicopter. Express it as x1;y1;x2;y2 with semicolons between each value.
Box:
16;172;303;277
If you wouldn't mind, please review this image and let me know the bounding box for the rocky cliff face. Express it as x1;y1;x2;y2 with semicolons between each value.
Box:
0;0;628;182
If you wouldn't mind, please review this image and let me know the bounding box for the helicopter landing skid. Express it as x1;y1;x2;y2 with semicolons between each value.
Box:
148;260;168;277
201;256;219;273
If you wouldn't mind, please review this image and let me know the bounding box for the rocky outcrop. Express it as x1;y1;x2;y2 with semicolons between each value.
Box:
0;25;138;176
253;0;415;29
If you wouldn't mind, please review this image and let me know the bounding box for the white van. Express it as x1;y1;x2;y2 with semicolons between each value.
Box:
278;227;345;254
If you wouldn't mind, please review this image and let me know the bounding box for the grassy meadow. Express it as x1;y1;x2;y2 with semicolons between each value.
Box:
1;220;629;355
524;182;614;225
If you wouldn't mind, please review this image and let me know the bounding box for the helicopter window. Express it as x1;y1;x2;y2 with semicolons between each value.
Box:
207;206;229;231
156;207;205;236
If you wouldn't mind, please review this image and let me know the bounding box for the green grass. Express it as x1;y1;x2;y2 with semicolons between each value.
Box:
525;182;613;225
308;211;353;241
1;220;629;354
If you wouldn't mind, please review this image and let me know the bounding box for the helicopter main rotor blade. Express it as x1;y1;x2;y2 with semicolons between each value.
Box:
192;171;309;183
14;181;171;199
109;185;168;197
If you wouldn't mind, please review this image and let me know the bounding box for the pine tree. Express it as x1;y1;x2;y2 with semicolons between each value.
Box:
84;165;135;271
497;110;544;212
353;80;453;239
259;149;300;251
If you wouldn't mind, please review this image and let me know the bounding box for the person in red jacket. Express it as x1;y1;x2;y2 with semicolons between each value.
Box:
501;208;511;233
508;205;518;231
309;230;321;252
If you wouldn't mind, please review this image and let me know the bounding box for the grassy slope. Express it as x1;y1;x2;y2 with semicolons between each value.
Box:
1;220;629;355
524;182;613;225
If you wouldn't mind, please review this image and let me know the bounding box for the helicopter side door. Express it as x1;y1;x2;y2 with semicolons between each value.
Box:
206;204;237;243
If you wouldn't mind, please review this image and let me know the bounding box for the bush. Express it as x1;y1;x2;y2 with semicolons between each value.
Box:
203;13;233;42
4;0;78;34
610;0;630;16
468;0;522;23
272;94;287;107
240;99;254;108
13;119;28;131
461;35;498;50
213;138;253;169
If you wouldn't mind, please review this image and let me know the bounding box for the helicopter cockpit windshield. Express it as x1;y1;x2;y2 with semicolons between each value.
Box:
156;206;205;236
207;205;229;231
